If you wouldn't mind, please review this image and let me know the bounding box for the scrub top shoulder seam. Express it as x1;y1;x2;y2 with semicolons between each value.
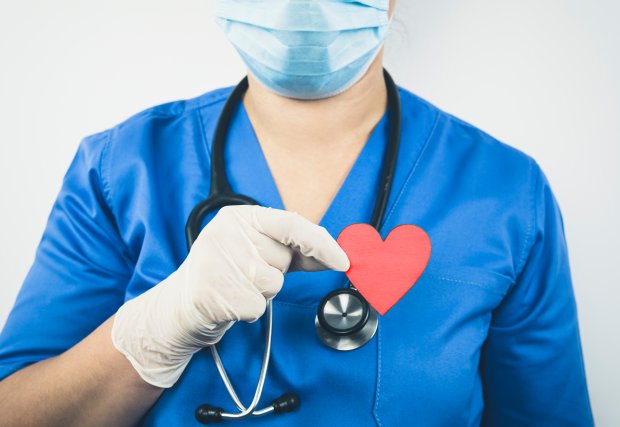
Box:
420;92;541;170
98;129;115;221
109;87;233;133
92;86;235;264
196;104;214;159
514;158;540;280
97;128;140;267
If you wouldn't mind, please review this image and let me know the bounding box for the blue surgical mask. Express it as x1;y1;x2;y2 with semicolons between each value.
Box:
215;0;391;100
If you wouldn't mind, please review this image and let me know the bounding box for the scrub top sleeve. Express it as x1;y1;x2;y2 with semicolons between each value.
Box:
0;131;134;381
480;161;594;426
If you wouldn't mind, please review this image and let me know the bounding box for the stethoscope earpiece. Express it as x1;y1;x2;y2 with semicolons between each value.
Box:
195;392;301;424
196;404;224;424
271;392;301;414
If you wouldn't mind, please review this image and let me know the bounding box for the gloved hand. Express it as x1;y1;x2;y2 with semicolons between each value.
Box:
111;205;349;388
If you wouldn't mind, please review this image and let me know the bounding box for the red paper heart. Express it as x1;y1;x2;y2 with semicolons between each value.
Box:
337;224;432;316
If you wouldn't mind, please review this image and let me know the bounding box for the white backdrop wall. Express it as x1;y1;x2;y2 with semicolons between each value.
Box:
0;1;618;425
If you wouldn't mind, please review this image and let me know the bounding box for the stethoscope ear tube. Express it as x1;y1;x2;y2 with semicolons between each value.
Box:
369;69;402;229
210;77;249;197
194;302;300;424
185;76;255;251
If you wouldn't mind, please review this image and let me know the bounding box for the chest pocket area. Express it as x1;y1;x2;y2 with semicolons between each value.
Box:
373;267;513;427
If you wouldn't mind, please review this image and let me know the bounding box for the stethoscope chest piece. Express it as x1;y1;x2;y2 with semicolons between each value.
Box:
315;288;378;351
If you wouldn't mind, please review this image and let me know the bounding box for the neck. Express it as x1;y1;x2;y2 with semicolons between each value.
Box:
242;53;388;151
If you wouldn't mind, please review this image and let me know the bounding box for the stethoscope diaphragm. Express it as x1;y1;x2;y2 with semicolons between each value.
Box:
315;288;379;351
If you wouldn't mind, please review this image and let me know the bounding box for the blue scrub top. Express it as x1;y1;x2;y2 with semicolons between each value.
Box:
0;85;594;426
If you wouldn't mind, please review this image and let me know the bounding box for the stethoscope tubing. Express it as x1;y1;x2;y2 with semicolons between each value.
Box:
188;69;402;423
186;77;281;422
211;301;274;419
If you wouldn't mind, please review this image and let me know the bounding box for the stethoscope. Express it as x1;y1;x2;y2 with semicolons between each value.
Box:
186;69;402;424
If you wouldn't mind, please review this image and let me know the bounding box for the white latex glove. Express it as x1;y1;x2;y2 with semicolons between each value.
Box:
111;205;349;388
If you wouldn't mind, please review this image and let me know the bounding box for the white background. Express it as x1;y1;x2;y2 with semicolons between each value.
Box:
0;0;618;424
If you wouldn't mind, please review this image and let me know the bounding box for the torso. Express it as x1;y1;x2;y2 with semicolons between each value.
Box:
42;86;537;426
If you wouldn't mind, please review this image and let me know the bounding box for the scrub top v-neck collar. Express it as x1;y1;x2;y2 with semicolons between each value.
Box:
220;98;390;305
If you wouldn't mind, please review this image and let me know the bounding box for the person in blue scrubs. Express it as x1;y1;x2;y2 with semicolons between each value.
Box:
0;1;594;426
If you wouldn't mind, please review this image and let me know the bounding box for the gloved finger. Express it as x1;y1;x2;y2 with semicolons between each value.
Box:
251;224;338;273
236;289;268;323
250;206;350;272
252;262;285;300
204;271;268;324
251;231;296;273
238;217;324;274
